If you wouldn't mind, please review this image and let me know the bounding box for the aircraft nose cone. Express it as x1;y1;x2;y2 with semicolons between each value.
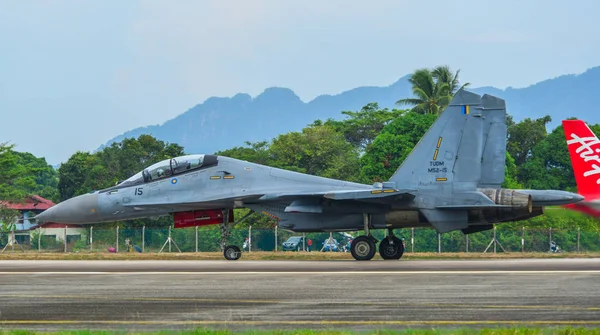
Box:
36;193;100;224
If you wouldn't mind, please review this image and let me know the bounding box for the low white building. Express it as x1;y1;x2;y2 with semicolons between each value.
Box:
1;195;87;250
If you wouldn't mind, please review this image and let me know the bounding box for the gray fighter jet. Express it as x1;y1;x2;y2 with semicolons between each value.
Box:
36;90;583;261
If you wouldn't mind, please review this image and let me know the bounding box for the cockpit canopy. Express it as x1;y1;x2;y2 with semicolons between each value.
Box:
119;154;218;187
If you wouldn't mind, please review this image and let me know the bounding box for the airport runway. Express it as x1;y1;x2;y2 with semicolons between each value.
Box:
1;259;600;331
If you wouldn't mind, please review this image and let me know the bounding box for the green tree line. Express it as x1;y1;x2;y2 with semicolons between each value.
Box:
0;142;59;230
1;65;599;247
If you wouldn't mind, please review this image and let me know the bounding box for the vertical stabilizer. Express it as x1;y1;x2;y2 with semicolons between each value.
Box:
478;94;507;188
389;89;485;193
562;119;600;197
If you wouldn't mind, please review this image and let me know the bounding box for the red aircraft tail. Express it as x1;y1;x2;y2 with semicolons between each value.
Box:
562;119;600;198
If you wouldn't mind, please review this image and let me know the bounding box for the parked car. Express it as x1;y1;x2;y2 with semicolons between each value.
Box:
322;238;339;252
282;236;305;251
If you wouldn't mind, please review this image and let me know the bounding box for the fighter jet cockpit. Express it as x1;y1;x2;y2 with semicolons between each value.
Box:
114;154;218;188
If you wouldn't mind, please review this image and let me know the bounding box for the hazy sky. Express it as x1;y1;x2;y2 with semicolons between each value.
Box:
1;0;599;165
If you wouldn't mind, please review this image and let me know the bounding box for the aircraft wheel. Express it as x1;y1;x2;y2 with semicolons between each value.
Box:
379;237;404;260
351;236;376;261
224;245;242;261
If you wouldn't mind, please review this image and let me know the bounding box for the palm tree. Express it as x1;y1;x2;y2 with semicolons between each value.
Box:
396;66;469;115
396;68;451;114
432;65;470;95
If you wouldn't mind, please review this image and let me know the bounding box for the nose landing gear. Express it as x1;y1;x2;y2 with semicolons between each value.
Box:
219;209;255;261
223;245;242;260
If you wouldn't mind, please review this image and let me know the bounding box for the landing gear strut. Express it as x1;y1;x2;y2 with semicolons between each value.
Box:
220;209;255;261
350;214;378;261
379;228;404;260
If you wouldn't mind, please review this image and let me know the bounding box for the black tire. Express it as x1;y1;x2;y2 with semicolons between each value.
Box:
224;245;242;261
379;237;404;260
351;236;376;261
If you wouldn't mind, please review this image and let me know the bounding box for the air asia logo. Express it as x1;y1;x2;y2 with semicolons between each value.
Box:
567;133;600;184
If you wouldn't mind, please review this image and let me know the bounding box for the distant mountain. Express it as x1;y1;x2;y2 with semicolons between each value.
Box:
100;66;600;154
471;66;600;127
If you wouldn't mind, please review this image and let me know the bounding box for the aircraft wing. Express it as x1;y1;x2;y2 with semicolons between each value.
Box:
258;188;417;202
119;188;416;212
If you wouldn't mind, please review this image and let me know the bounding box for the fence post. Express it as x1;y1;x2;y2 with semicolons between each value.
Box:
116;226;119;253
142;225;146;253
64;226;67;253
577;227;581;253
249;225;252;252
493;226;497;254
466;234;469;253
168;226;172;253
437;233;441;254
549;227;552;246
195;226;198;253
521;227;525;253
275;225;278;252
90;226;93;252
10;226;14;252
411;228;414;253
303;232;306;251
38;227;41;253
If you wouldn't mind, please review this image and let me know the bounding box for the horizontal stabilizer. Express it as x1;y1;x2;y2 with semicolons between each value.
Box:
462;224;494;235
421;209;468;233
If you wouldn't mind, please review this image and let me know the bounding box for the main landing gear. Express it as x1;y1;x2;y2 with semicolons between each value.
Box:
220;209;255;261
349;214;405;261
379;230;405;260
350;235;377;260
350;213;378;261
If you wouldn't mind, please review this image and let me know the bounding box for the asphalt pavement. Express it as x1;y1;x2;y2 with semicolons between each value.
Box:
1;259;599;331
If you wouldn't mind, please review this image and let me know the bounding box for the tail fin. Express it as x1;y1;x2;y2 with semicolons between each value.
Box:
478;95;507;188
562;119;600;197
389;89;492;192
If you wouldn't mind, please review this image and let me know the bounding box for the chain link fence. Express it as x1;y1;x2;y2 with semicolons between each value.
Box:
1;226;599;253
